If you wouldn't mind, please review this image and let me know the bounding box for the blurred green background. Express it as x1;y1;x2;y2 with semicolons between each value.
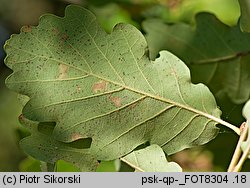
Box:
0;0;249;171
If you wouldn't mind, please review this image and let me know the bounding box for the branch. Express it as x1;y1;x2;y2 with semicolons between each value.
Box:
228;123;248;172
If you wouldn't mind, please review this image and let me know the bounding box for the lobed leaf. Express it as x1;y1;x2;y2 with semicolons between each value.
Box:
19;116;98;171
5;5;221;161
121;144;182;172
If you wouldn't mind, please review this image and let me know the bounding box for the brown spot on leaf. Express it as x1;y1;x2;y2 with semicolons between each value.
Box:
92;80;108;93
109;96;122;107
58;64;69;79
52;28;60;35
71;133;82;141
22;25;32;32
18;114;24;120
76;85;81;92
61;33;69;41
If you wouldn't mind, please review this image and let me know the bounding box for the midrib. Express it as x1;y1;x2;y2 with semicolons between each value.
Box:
11;51;239;135
86;70;240;135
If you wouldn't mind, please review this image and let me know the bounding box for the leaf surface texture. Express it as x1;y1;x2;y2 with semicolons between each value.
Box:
122;144;182;172
5;5;220;160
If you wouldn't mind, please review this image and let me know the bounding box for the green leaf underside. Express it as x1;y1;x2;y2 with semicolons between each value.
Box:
121;144;182;172
5;5;220;160
239;0;250;33
143;13;250;104
19;117;98;171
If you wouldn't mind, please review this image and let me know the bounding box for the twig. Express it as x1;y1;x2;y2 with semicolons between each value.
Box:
227;123;248;172
233;123;249;172
233;142;250;172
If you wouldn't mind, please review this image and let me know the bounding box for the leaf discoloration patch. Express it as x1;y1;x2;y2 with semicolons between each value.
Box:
58;64;69;79
71;133;82;141
109;96;122;107
52;28;60;35
92;80;108;93
61;33;69;41
18;114;24;120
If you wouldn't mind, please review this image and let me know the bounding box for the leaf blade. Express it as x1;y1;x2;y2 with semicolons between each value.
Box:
121;144;182;172
19;117;98;172
5;5;224;161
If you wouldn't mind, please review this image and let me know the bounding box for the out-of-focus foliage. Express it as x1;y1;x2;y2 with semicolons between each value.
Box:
55;160;81;172
171;148;214;172
143;0;240;26
84;0;240;26
0;0;54;31
143;13;250;104
0;24;9;59
0;70;24;171
84;0;155;6
239;0;250;32
89;3;139;33
19;157;41;172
